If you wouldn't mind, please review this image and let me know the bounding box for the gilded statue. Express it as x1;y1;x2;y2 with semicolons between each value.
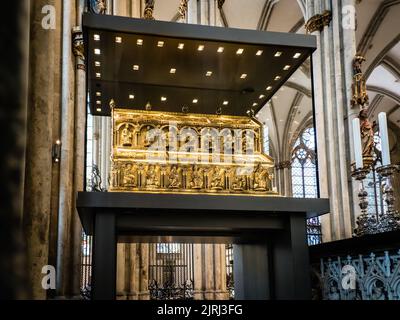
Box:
144;0;155;20
178;0;188;20
353;55;365;75
145;165;159;187
351;55;369;107
189;166;204;189
121;124;133;147
359;108;374;159
232;174;247;191
123;163;137;187
210;167;225;190
253;164;268;191
168;166;181;189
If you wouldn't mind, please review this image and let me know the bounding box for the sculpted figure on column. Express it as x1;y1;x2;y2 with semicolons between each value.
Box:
144;0;155;20
359;108;374;159
88;0;107;14
351;55;369;108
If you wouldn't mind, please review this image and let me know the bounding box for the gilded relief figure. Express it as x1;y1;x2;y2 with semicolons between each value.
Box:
189;165;204;189
232;174;247;191
143;126;157;148
121;124;133;147
222;133;234;154
162;130;177;151
168;166;181;189
210;167;225;190
253;164;268;191
145;165;159;188
123;163;137;187
359;108;374;158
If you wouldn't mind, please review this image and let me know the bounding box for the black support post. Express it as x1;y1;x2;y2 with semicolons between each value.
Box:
233;243;270;300
92;212;116;300
272;214;311;299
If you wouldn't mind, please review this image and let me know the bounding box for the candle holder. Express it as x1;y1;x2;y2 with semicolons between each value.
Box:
375;164;400;233
352;166;378;236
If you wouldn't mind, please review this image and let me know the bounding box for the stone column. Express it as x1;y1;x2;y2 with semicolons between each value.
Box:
47;0;62;297
114;0;130;16
139;244;150;300
56;0;76;297
187;0;198;24
69;0;88;296
0;0;30;299
275;161;291;196
337;0;360;230
116;243;126;299
130;0;142;18
304;0;356;241
193;244;203;299
23;0;56;299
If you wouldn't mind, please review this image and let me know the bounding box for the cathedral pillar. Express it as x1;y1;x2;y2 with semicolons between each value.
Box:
193;244;203;299
275;161;291;196
0;0;30;299
56;0;77;297
113;0;130;17
69;0;89;296
116;243;126;299
187;0;198;24
304;0;357;241
23;0;56;299
139;244;150;300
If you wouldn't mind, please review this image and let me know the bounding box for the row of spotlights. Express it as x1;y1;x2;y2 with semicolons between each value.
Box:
95;94;230;106
94;34;302;59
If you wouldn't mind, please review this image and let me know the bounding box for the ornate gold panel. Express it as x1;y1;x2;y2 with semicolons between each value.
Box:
110;104;277;196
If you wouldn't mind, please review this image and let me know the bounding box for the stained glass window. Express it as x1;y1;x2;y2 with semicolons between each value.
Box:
263;125;270;156
291;127;322;245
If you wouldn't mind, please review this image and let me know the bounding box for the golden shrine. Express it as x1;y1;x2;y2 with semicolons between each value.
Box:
109;101;277;195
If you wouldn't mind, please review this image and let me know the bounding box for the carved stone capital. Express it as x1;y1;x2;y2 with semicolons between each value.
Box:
179;0;188;20
305;10;332;34
72;27;85;62
275;161;292;170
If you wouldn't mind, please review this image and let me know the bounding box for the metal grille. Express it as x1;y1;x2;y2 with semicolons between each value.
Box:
148;243;194;300
80;232;93;299
225;244;234;299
